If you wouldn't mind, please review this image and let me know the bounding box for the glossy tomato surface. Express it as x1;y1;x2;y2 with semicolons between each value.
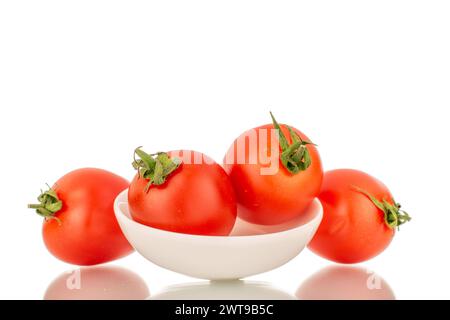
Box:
224;124;323;225
43;168;133;266
308;169;395;263
128;150;237;236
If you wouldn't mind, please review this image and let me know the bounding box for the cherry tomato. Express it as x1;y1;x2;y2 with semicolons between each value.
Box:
308;169;411;263
128;149;237;236
28;168;133;266
223;113;323;225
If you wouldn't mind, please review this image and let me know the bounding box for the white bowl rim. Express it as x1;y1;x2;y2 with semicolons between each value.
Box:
114;189;323;240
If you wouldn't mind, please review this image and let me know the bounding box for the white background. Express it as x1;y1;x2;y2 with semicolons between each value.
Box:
1;0;449;300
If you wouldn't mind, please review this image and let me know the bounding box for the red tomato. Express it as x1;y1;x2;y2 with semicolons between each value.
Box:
223;113;323;225
128;149;237;236
28;168;133;266
308;169;411;263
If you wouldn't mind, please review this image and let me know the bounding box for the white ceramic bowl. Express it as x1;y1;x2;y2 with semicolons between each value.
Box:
114;190;323;280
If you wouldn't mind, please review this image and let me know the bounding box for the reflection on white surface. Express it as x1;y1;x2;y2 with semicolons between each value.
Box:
230;200;320;236
44;265;150;300
296;265;395;300
150;280;295;300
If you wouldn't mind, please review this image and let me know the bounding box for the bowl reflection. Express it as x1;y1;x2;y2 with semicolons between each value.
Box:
150;280;295;300
296;265;395;300
44;265;150;300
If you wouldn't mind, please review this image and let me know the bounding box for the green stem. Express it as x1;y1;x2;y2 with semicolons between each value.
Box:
270;112;315;174
132;147;181;192
28;186;63;221
354;186;411;230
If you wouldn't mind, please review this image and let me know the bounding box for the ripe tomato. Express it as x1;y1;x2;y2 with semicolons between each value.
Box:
28;168;133;266
223;113;323;225
128;149;237;236
308;169;411;263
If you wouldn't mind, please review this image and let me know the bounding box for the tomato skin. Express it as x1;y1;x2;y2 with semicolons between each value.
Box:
128;150;237;236
224;124;323;225
308;169;395;264
43;168;133;266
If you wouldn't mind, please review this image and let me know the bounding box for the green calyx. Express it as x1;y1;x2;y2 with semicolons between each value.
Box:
354;187;411;230
270;112;315;174
28;186;62;223
132;147;182;192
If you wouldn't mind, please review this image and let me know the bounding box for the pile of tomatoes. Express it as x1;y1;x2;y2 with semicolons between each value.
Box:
29;113;410;266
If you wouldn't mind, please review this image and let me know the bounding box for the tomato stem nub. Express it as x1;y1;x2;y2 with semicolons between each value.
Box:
270;112;315;174
132;147;181;192
28;187;63;222
354;187;412;230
